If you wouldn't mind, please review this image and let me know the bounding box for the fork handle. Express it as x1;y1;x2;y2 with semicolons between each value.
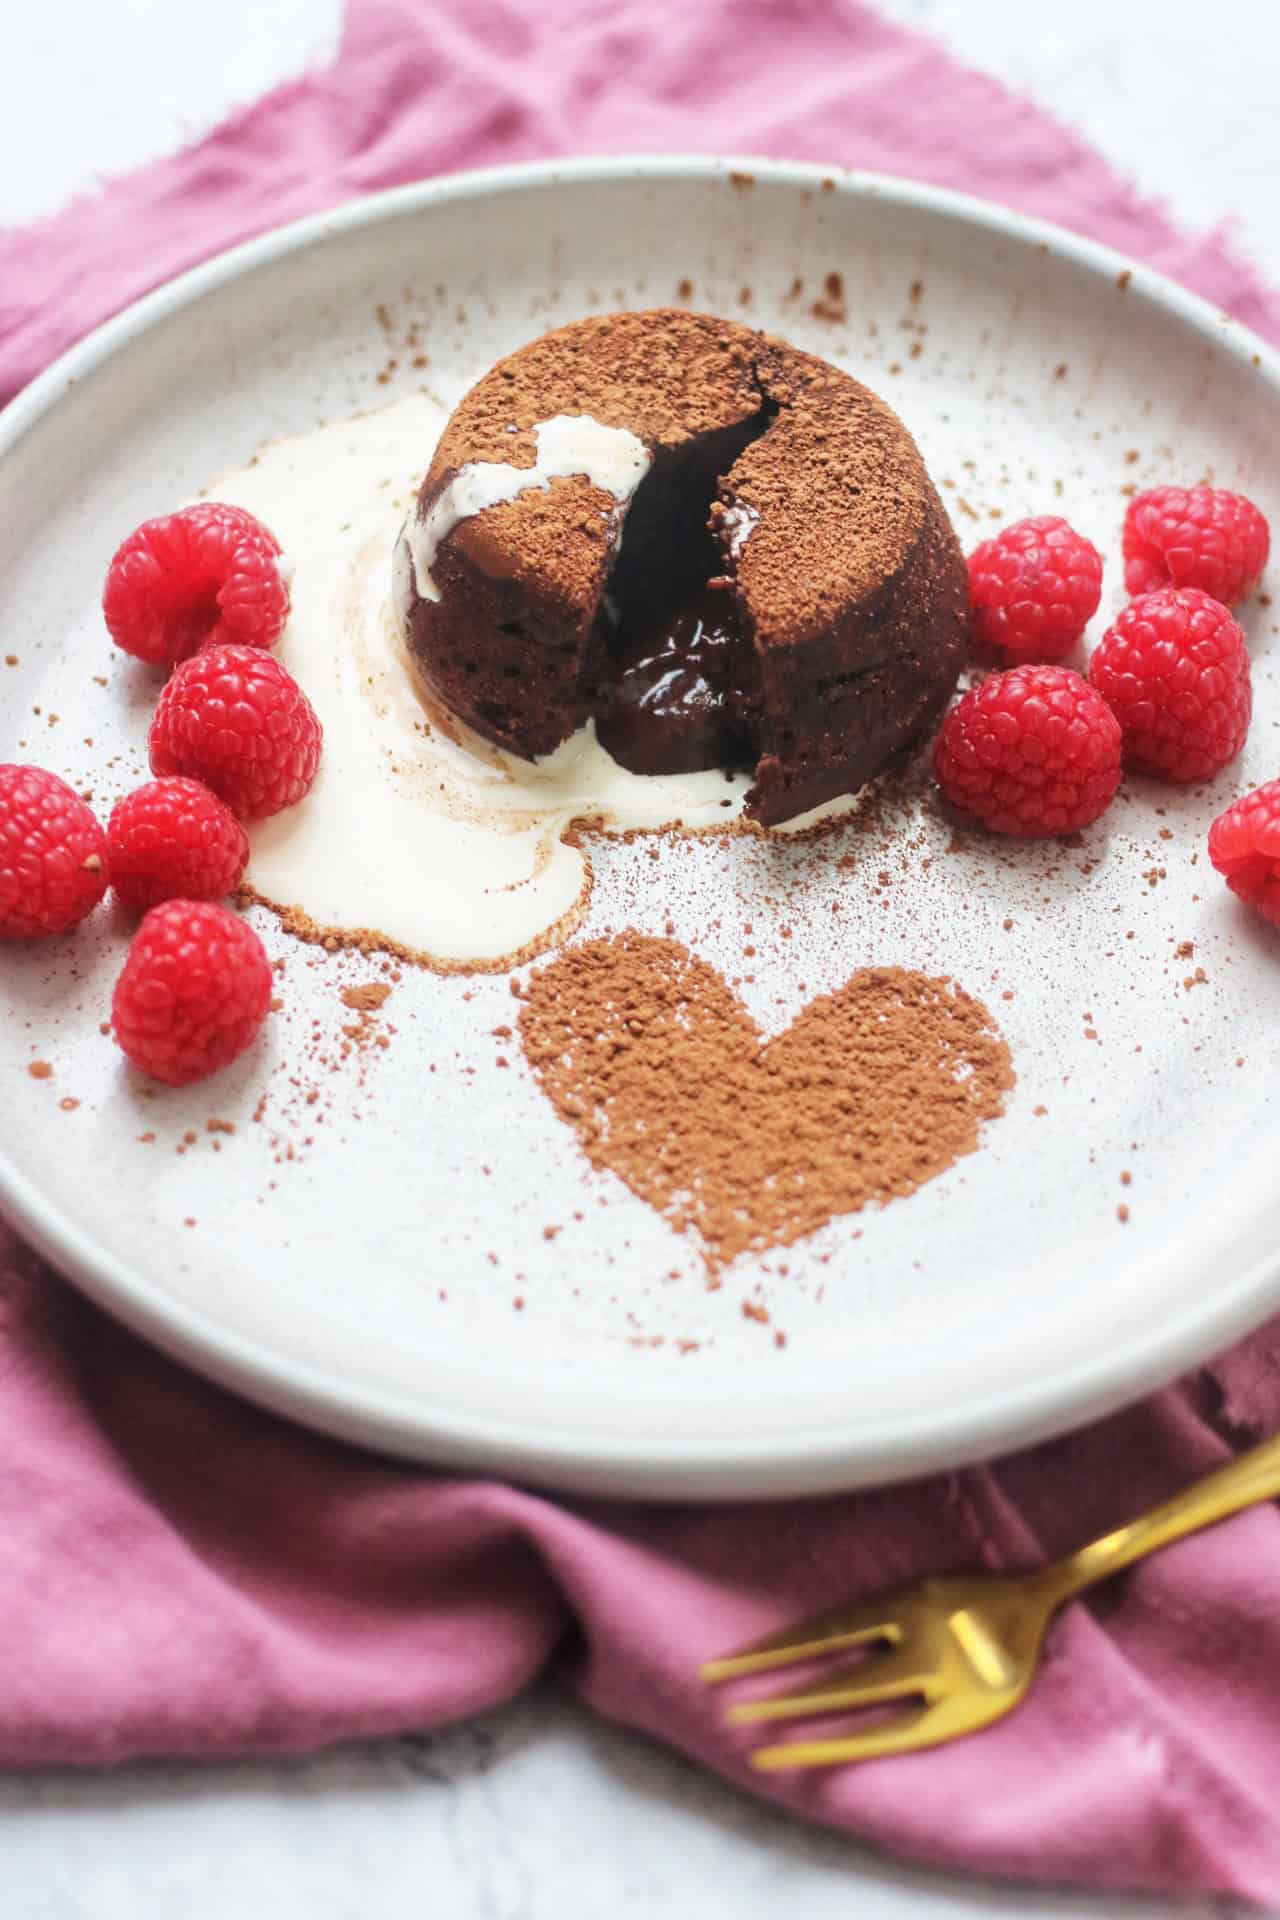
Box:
1038;1427;1280;1606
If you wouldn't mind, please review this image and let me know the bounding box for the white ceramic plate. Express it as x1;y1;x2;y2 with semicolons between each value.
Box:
3;158;1280;1499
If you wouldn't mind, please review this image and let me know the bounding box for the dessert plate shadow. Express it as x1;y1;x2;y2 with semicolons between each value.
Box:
3;157;1280;1500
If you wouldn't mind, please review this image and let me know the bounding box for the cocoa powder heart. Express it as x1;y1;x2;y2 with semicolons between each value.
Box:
518;932;1014;1275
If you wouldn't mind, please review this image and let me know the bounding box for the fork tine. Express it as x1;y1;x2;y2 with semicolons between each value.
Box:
700;1596;902;1684
748;1703;943;1772
725;1645;930;1725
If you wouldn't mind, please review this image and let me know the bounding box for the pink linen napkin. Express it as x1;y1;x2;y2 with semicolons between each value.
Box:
4;0;1280;1901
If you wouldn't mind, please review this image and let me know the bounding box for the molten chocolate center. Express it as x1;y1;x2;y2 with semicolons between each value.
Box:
596;585;758;776
589;410;774;778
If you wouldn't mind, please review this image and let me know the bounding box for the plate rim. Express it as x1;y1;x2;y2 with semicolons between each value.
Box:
3;152;1278;1500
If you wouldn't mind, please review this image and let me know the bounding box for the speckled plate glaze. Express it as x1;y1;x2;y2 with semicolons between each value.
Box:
3;158;1280;1500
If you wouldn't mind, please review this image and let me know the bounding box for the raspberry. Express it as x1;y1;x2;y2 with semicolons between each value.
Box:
107;777;250;912
103;502;291;667
1089;588;1250;784
967;516;1103;661
933;664;1121;837
1209;782;1280;928
148;644;322;819
1123;486;1269;605
111;899;273;1086
0;764;107;938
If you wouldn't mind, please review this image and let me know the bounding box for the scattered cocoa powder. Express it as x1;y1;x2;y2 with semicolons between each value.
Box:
811;270;847;324
518;933;1013;1275
27;1061;52;1080
339;989;396;1052
340;983;392;1014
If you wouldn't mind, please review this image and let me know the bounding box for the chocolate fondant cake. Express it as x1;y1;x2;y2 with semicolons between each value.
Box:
394;311;968;825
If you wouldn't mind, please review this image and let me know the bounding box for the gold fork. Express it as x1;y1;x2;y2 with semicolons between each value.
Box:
702;1429;1280;1770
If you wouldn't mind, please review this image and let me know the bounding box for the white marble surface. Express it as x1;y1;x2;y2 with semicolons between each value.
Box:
2;2;1277;1914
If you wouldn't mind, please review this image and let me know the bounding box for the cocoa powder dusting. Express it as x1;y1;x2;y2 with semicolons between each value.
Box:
518;933;1013;1275
417;310;929;660
244;874;592;974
